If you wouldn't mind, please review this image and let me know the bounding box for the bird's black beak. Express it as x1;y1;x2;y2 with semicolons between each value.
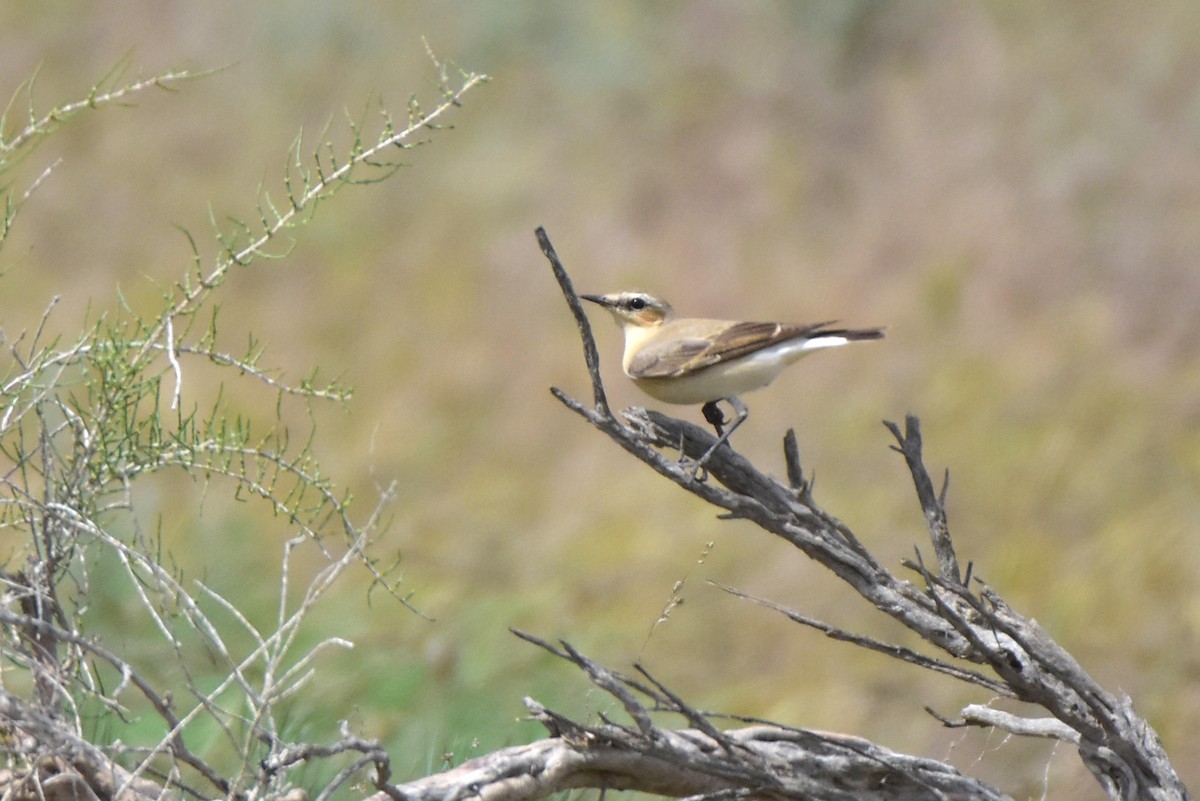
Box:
580;294;608;307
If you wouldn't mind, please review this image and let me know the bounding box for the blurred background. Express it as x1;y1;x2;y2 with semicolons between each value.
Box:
3;3;1199;798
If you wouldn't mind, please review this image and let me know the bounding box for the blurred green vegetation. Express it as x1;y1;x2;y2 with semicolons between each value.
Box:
3;3;1199;798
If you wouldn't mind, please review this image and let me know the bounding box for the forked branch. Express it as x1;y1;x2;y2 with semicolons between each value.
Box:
534;226;1187;801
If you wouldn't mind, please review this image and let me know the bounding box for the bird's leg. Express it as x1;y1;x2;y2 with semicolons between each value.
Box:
693;396;748;475
701;401;727;435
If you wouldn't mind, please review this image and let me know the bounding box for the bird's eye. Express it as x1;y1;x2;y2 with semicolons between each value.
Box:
628;297;647;310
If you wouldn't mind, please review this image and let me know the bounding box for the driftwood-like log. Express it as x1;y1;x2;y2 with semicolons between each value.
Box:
371;695;1010;801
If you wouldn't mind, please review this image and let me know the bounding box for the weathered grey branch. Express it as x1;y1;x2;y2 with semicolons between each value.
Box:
536;227;608;416
537;227;1189;801
368;631;1012;801
372;710;1009;801
883;418;960;584
959;706;1079;743
709;582;1009;695
0;688;176;801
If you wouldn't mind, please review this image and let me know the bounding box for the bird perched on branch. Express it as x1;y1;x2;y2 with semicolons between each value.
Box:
582;291;884;470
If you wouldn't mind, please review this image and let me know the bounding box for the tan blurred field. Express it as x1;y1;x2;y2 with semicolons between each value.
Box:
3;3;1199;798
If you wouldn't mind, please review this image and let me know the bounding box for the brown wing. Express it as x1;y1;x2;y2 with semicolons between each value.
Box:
627;321;836;379
703;321;835;364
627;337;713;378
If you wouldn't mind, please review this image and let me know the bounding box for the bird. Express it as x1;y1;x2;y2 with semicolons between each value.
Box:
581;291;884;470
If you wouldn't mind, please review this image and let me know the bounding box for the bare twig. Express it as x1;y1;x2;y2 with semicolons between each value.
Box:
537;226;609;416
883;417;960;585
959;706;1080;743
709;582;1010;696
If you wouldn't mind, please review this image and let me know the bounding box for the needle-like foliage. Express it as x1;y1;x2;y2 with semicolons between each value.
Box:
0;53;487;801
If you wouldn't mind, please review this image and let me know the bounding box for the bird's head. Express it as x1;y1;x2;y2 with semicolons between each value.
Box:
581;292;675;330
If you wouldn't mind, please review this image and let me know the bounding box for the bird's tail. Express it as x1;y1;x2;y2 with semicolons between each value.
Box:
804;323;886;347
815;325;886;342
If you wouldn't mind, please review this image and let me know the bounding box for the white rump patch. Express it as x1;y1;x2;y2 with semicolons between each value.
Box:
798;335;850;350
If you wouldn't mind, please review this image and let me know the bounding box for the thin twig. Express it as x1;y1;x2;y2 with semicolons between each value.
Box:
883;416;960;585
710;582;1012;696
536;227;610;416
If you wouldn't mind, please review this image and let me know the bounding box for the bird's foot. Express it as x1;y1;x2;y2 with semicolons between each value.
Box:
690;397;749;480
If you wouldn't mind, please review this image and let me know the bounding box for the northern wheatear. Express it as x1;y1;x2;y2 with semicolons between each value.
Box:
582;291;884;468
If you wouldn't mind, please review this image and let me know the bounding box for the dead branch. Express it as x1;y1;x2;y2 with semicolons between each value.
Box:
368;630;1012;801
0;688;176;801
535;226;1188;801
371;713;1006;801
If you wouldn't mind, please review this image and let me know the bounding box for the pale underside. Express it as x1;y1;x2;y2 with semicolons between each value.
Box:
621;320;855;405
